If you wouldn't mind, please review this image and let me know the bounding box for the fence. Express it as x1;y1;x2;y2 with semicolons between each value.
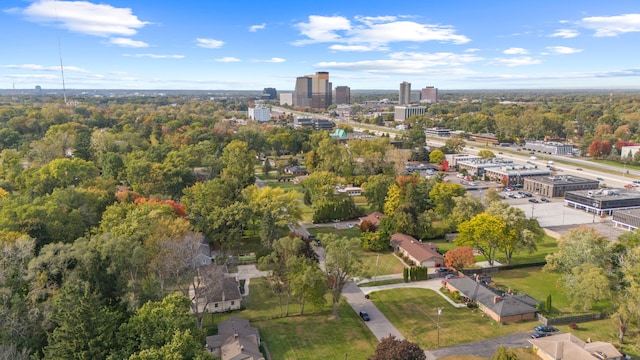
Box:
537;312;607;325
459;261;546;276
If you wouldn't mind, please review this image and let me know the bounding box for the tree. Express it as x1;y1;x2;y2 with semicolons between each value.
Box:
447;194;484;231
370;335;425;360
360;231;388;252
362;174;395;212
456;213;509;265
323;234;363;319
429;183;466;218
587;140;611;158
486;202;543;265
429;149;445;164
477;149;496;159
444;246;475;270
544;226;613;274
564;264;612;311
491;346;518;360
220;140;256;191
444;137;466;153
289;258;327;315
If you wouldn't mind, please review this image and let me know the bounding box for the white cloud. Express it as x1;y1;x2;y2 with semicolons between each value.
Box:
215;57;241;62
329;44;388;52
315;51;481;74
581;13;640;37
108;37;149;48
19;0;148;37
1;64;90;72
196;38;224;49
465;48;481;53
349;20;471;45
549;29;579;38
294;15;351;44
488;56;541;67
252;57;286;63
503;47;528;55
249;23;266;32
124;54;184;59
546;46;583;54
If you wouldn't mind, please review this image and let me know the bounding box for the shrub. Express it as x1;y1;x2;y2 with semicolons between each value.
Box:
569;322;579;330
451;290;460;301
466;302;477;309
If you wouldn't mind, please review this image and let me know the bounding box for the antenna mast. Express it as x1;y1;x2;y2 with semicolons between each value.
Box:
54;0;67;104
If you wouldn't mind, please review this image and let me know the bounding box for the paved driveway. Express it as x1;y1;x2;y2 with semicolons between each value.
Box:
425;332;532;359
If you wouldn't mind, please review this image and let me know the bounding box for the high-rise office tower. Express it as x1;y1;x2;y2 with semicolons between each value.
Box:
334;86;351;105
294;72;332;110
420;86;438;103
261;87;277;100
399;81;411;105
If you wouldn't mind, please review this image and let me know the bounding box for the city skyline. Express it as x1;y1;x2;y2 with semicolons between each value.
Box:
2;0;640;90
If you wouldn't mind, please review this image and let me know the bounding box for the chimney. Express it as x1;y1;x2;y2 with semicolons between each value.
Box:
234;332;238;339
493;296;501;304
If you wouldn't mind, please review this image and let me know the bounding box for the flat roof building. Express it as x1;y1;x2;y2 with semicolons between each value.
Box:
457;158;514;177
420;86;438;103
425;127;451;137
399;81;411;105
248;105;271;122
279;93;293;106
613;208;640;230
523;175;600;198
334;86;350;105
524;141;573;155
395;105;426;121
446;154;482;167
469;133;499;145
293;116;334;131
565;188;640;216
485;166;551;186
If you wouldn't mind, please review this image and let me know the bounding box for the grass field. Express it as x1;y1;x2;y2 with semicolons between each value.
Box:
214;278;378;360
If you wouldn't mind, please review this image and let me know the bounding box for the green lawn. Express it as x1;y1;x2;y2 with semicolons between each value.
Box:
506;235;558;265
214;278;378;360
552;320;640;357
369;288;536;350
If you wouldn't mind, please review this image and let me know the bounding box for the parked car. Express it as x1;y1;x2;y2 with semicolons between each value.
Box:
531;332;554;339
596;177;604;181
445;274;457;280
576;168;583;171
540;198;549;202
359;311;370;321
534;325;558;332
436;267;450;273
528;198;539;203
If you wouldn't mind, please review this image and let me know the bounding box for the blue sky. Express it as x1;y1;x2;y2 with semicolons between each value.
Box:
2;0;640;90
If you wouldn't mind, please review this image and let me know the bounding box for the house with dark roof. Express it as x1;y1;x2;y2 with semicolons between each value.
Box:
189;266;242;314
358;212;385;230
283;166;308;176
529;333;622;360
390;233;444;267
206;317;265;360
444;276;537;323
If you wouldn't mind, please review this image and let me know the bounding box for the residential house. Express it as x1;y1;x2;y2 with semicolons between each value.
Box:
529;333;623;360
190;266;242;314
206;317;265;360
390;233;444;267
283;166;308;176
358;212;385;230
444;276;538;323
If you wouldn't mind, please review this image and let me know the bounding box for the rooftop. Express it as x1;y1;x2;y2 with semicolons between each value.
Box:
567;188;640;201
390;233;442;263
527;175;599;185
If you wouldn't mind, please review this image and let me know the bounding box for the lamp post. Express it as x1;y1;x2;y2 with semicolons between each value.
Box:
374;253;381;282
437;307;443;348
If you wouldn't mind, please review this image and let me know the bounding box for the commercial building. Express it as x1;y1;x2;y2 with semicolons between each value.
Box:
524;141;573;155
247;105;271;122
484;166;551;186
425;127;451;137
293;116;334;131
621;145;640;159
420;86;438;103
457;158;514;177
564;188;640;216
399;81;411;105
260;87;277;100
446;154;481;168
394;105;426;121
469;133;499;145
334;86;350;105
523;175;600;198
613;209;640;230
279;93;293;106
294;72;332;110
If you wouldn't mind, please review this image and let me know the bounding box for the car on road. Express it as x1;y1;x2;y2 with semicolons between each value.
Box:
498;152;503;154
436;267;450;273
445;274;457;279
576;168;583;171
540;198;549;202
359;311;370;321
531;332;554;339
529;152;535;155
534;325;558;333
596;177;604;181
528;198;539;203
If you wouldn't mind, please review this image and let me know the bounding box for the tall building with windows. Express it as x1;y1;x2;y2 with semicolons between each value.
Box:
334;86;350;105
294;72;332;110
248;105;271;122
399;81;411;105
261;87;277;100
420;86;438;103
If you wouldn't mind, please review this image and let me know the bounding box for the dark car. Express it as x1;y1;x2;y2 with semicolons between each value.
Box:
596;177;604;181
576;168;583;171
531;332;553;339
540;197;549;202
534;325;558;332
359;311;370;321
528;198;539;203
436;267;450;273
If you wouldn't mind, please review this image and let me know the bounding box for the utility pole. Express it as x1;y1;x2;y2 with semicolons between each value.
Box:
437;307;443;348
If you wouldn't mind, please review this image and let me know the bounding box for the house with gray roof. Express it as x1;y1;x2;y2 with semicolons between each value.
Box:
206;316;265;360
390;233;444;268
529;333;622;360
444;276;538;323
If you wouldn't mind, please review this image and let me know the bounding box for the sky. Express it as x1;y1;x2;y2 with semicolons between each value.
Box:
2;0;640;91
